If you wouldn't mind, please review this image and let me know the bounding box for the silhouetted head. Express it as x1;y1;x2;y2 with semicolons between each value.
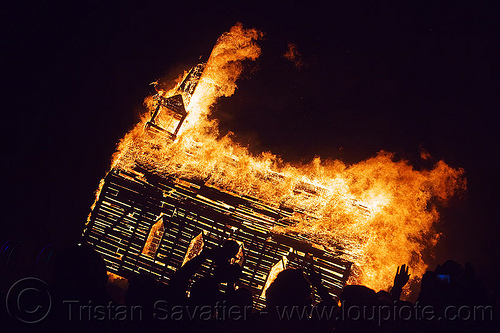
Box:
266;268;312;308
340;285;377;306
436;260;463;280
376;290;393;305
222;240;240;259
420;260;488;307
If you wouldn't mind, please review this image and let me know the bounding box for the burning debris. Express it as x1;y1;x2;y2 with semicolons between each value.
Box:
83;23;465;303
283;43;305;68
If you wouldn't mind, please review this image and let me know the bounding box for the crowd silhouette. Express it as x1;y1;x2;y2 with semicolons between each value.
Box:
1;240;498;333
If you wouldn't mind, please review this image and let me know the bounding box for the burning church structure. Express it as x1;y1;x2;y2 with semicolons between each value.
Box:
82;61;352;309
81;23;465;307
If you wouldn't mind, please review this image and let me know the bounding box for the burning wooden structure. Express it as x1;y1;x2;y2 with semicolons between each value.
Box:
82;62;352;309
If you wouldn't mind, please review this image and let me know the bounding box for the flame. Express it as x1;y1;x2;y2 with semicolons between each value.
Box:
283;43;305;68
96;23;466;295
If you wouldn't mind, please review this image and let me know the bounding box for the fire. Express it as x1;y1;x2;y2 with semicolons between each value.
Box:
283;43;305;68
97;23;466;295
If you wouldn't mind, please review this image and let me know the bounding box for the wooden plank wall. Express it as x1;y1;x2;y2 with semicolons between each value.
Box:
83;169;351;309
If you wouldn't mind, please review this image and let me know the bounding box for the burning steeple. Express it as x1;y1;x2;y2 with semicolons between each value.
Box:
145;63;206;140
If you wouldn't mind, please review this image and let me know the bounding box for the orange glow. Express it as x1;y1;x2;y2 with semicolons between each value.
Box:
142;218;165;258
182;232;204;266
283;43;305;68
94;23;466;295
261;256;288;299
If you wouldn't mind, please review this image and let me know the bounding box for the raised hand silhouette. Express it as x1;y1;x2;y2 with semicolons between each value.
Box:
394;264;410;289
391;264;410;300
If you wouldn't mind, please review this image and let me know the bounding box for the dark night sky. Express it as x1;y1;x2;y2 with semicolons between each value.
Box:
1;1;498;289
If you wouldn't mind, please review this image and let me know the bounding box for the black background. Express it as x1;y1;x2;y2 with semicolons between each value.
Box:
1;1;498;291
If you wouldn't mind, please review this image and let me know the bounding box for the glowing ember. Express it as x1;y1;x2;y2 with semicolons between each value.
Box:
95;23;466;295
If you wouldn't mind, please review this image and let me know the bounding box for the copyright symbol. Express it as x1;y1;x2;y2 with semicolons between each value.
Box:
6;277;52;324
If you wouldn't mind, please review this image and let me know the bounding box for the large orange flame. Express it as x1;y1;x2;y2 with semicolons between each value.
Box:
100;23;465;295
